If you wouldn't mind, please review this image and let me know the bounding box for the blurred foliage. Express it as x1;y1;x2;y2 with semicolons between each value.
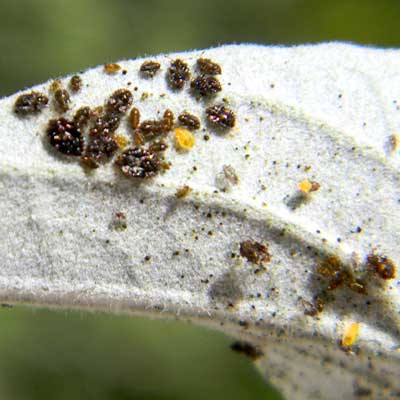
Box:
0;0;398;399
0;307;276;400
1;0;400;96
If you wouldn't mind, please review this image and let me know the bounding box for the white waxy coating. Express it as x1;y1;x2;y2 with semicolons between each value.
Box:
0;43;399;399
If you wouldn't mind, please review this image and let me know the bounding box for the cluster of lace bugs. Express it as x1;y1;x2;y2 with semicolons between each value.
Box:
305;251;397;316
82;89;135;169
13;54;236;179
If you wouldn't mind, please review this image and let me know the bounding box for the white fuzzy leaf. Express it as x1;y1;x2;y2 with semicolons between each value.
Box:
1;43;399;399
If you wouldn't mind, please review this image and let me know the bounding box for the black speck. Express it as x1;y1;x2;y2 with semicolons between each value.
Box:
353;384;372;397
238;320;249;328
230;341;263;360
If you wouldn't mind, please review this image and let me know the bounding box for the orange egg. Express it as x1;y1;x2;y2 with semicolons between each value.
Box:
341;322;359;347
175;127;195;151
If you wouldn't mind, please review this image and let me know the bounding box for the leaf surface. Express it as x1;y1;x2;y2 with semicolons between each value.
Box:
0;43;399;399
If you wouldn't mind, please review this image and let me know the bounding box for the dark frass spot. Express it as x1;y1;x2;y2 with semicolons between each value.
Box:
115;147;160;179
191;75;222;96
307;293;328;314
230;341;263;360
83;104;122;165
298;297;320;317
167;59;190;89
367;252;396;280
47;118;84;156
238;320;249;328
69;75;83;92
196;58;222;75
178;112;201;130
129;107;141;129
73;106;91;129
206;104;236;129
14;91;48;115
140;61;161;77
106;89;133;114
54;89;71;112
111;212;128;230
353;383;372;398
239;240;271;266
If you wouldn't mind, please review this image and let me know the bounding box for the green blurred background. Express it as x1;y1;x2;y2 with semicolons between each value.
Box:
0;0;399;399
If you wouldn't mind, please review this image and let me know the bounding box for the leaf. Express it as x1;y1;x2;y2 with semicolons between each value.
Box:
0;43;399;399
